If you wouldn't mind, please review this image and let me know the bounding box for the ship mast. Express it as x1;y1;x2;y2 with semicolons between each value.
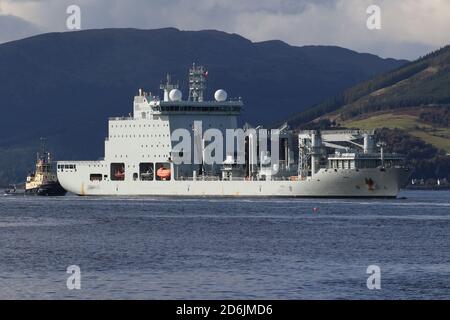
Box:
38;137;45;161
188;63;207;102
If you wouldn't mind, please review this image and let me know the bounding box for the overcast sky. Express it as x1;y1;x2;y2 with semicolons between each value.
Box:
0;0;449;60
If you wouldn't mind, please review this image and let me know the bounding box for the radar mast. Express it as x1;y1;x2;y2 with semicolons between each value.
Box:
188;63;207;102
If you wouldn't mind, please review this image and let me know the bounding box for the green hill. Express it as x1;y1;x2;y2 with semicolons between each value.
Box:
287;45;450;128
342;109;450;153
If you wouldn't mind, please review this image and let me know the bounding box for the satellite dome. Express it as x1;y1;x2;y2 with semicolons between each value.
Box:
214;89;227;102
169;89;182;101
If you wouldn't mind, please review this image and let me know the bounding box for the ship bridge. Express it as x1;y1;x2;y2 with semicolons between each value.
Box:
132;64;242;120
157;100;242;114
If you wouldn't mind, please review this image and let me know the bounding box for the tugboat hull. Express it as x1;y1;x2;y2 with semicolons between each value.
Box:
26;181;67;196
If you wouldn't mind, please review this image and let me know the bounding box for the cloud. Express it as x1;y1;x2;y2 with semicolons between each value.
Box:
1;0;450;59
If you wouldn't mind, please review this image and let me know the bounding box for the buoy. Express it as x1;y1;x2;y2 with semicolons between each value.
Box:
313;207;318;213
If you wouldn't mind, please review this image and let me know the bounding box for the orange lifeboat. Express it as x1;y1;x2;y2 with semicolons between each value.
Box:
156;167;171;180
114;170;125;180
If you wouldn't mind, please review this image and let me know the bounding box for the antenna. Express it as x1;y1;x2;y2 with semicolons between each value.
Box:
40;137;47;156
160;73;179;101
188;63;207;102
37;137;48;162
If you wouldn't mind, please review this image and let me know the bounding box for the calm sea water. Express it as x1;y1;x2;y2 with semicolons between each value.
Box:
0;190;449;299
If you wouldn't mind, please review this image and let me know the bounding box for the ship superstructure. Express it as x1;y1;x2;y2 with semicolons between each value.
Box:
57;64;410;197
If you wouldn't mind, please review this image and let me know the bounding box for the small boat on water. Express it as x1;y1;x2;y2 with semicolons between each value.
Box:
4;140;67;196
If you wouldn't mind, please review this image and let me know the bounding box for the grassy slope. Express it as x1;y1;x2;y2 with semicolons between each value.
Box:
343;112;450;152
301;46;450;154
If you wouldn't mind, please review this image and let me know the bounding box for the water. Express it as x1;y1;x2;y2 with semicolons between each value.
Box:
0;190;449;299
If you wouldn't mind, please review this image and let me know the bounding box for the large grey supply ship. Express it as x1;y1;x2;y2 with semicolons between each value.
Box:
57;64;410;197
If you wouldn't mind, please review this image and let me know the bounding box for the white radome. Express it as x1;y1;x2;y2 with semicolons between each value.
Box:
169;89;182;101
214;89;227;102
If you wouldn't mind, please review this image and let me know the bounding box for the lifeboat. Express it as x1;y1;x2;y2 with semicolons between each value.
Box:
114;170;125;180
156;167;171;180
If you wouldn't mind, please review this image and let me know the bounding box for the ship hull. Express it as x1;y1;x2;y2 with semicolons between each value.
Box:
58;167;410;198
